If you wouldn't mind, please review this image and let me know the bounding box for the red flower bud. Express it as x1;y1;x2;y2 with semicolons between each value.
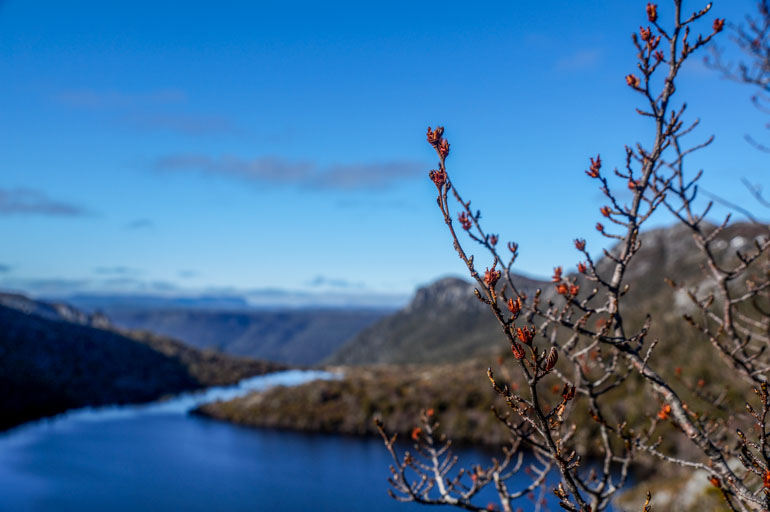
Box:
585;155;601;178
507;297;522;315
596;222;604;233
516;326;535;345
428;169;447;189
639;26;652;41
646;3;658;22
552;266;563;283
511;342;525;359
625;74;641;88
657;403;671;420
426;126;444;146
507;241;518;254
488;234;498;246
574;238;586;251
600;206;611;217
654;50;665;62
438;139;450;159
411;427;422;441
577;261;587;273
713;18;724;33
458;212;472;230
484;267;501;289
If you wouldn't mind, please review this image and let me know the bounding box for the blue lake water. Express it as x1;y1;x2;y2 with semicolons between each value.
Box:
0;370;570;511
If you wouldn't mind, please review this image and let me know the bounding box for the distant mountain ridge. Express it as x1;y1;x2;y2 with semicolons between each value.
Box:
60;294;253;312
105;308;390;365
0;292;111;328
326;222;770;366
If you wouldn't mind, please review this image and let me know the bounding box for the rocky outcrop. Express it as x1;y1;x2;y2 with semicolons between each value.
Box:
326;273;548;365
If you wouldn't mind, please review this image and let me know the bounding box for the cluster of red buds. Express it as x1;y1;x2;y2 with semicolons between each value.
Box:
438;139;450;159
585;155;602;178
657;403;672;420
427;126;450;159
574;238;586;251
553;263;580;297
426;126;443;146
625;73;641;88
646;3;657;23
458;212;472;230
516;326;535;345
484;267;501;289
428;168;447;189
507;297;522;316
639;26;661;51
556;283;580;297
713;18;725;32
511;342;525;360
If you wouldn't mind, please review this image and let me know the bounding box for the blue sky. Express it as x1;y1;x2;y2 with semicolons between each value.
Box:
0;0;766;306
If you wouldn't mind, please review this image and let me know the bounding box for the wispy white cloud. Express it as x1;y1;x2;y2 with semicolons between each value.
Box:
555;49;603;71
123;112;240;136
0;188;88;216
154;154;424;191
124;218;154;230
93;266;141;276
306;275;363;289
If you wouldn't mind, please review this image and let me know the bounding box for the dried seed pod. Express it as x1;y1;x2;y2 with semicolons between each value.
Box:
545;347;558;372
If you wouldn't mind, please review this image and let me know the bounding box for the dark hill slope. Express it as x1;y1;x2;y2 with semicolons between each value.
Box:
0;300;285;430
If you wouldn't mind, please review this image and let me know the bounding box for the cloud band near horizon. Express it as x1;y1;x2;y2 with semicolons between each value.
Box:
154;154;425;191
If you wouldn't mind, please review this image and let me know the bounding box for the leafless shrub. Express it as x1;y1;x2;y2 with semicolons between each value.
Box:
709;0;770;153
375;2;770;510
